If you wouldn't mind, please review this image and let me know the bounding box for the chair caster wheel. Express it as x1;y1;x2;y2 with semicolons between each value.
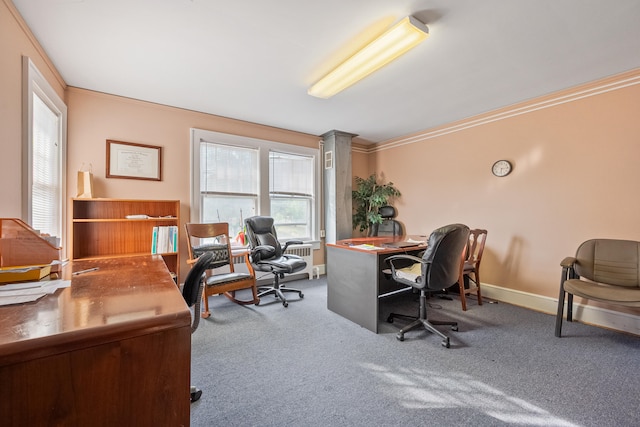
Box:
396;333;404;341
299;292;304;298
283;301;289;307
451;325;458;331
442;339;450;348
190;387;202;403
255;300;260;306
387;316;394;323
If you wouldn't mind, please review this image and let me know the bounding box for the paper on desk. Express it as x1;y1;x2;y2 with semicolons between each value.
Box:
405;238;427;245
350;244;383;250
0;280;70;307
0;266;43;274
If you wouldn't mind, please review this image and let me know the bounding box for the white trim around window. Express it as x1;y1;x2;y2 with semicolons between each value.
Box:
22;56;67;259
190;128;321;248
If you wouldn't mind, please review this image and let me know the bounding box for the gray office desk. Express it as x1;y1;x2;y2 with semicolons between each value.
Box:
326;236;425;333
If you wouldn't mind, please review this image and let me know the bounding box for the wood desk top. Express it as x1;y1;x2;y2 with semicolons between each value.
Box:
327;235;428;254
0;255;190;366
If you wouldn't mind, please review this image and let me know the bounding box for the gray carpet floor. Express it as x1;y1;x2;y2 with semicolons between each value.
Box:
190;277;639;427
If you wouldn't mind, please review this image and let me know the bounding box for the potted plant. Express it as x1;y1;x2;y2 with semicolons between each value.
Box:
352;173;401;235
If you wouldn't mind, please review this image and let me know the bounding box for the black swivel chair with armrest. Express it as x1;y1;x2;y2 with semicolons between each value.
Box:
244;216;306;307
386;223;470;347
371;205;403;236
181;251;213;403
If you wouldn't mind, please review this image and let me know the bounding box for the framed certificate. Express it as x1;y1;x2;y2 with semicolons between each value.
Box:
106;140;162;181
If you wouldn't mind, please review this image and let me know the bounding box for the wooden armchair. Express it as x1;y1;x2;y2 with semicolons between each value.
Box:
185;222;259;318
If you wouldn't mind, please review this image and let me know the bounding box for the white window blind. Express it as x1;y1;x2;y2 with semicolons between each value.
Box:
269;151;314;239
190;128;319;243
200;142;258;235
31;94;61;238
23;57;67;254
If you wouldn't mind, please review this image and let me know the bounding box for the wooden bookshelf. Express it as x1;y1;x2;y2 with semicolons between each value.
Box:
71;198;180;278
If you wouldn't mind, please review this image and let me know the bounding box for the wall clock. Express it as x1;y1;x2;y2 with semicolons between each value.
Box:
492;160;512;177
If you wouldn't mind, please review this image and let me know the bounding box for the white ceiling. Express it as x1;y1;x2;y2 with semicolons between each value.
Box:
13;0;640;144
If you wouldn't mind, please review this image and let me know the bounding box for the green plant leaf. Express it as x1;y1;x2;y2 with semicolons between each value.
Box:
351;173;401;232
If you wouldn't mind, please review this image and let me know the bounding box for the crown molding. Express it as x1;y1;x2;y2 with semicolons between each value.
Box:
369;68;640;154
4;0;66;89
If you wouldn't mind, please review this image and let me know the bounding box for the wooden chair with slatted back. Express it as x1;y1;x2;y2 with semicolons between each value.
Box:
185;222;259;318
457;229;488;311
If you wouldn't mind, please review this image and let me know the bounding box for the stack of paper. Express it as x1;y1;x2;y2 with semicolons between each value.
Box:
0;279;70;306
350;244;383;250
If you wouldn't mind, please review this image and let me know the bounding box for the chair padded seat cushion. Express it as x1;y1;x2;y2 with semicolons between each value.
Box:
395;263;422;283
564;279;640;307
205;272;252;287
255;255;306;274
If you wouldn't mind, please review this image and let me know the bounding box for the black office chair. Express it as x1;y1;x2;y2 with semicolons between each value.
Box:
371;205;403;236
181;251;213;403
386;224;470;347
244;216;306;307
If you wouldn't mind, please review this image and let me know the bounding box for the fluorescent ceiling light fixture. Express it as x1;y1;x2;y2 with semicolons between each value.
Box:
308;16;429;99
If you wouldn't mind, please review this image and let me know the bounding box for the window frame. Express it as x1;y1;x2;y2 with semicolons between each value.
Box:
22;56;67;258
269;150;316;240
190;128;320;247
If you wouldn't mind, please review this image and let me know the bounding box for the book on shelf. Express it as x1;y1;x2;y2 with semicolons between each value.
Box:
151;226;158;254
151;225;178;254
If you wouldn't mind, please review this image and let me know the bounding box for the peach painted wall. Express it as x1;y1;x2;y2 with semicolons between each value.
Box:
369;71;640;316
351;146;370;180
67;88;322;282
3;2;323;284
0;0;66;218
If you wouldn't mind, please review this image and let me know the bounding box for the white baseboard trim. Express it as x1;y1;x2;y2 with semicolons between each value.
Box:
314;271;638;335
481;283;639;336
316;264;326;276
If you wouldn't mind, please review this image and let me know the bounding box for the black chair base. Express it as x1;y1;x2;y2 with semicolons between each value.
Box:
257;286;304;307
257;274;304;307
387;291;458;348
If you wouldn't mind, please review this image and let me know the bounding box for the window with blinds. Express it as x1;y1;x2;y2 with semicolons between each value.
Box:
269;151;314;239
200;142;259;236
191;129;319;242
31;94;62;239
23;57;67;254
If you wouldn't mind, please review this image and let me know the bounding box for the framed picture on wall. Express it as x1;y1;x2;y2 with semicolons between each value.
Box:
106;140;162;181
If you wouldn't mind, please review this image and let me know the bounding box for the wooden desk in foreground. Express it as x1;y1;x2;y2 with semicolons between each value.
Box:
0;255;191;427
326;236;426;333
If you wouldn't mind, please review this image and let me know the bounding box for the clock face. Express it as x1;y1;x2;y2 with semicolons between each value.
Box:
492;160;512;177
